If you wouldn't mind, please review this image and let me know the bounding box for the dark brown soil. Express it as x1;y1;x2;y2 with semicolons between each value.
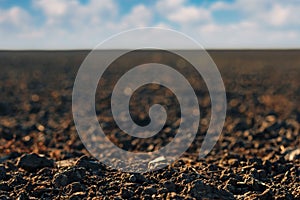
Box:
0;50;299;199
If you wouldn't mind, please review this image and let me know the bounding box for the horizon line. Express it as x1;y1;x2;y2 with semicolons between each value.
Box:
1;48;300;52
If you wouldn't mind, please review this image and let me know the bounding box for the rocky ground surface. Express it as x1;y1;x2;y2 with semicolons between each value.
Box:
0;50;299;199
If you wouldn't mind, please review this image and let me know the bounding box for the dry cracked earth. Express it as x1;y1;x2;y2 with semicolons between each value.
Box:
0;50;299;199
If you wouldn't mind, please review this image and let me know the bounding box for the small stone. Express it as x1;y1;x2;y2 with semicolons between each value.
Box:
164;181;176;192
121;188;134;198
129;174;136;182
284;148;300;161
53;167;86;187
75;155;104;171
16;153;54;172
129;173;146;183
228;158;239;167
257;169;267;180
143;186;157;195
148;156;169;170
65;182;86;194
161;170;173;179
53;173;68;187
56;159;76;168
265;115;276;123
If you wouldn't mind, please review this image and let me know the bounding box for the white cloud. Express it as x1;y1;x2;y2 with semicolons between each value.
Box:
0;0;300;49
265;4;289;26
0;7;31;28
156;0;186;10
33;0;68;17
156;0;211;24
210;1;232;11
167;6;211;23
117;5;152;28
264;4;300;26
188;0;300;48
30;2;153;49
153;22;172;29
210;0;300;27
32;0;118;27
193;20;299;48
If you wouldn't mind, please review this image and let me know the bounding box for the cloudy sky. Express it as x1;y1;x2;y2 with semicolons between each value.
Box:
1;0;300;49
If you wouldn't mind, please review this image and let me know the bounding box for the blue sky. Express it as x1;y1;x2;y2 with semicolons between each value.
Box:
0;0;299;49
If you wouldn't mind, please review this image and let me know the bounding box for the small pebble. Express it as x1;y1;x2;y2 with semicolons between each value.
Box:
164;181;176;192
16;153;54;172
65;182;86;194
129;173;146;183
53;173;69;187
143;186;157;195
121;188;134;198
53;167;85;187
284;148;300;161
